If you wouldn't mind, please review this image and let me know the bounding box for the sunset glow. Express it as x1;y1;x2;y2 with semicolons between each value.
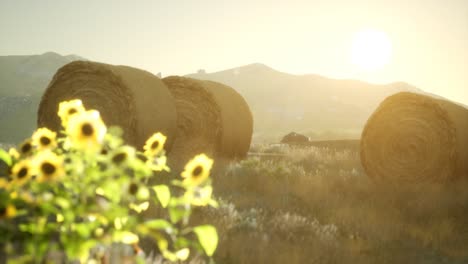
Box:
351;29;392;71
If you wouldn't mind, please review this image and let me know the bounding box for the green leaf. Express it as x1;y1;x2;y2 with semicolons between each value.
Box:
145;219;172;230
0;148;12;167
152;185;170;208
193;225;218;256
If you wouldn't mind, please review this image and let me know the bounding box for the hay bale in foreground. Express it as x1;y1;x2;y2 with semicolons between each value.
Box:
37;61;177;150
162;77;253;164
361;92;468;183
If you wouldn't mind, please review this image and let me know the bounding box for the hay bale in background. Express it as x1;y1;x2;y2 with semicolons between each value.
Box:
202;80;253;159
162;76;253;165
361;92;468;183
37;61;177;150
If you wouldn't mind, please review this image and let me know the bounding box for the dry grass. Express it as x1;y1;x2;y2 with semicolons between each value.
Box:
190;143;468;264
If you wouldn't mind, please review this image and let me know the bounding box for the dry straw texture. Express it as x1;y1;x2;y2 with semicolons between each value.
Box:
361;92;468;183
37;61;177;150
162;76;253;165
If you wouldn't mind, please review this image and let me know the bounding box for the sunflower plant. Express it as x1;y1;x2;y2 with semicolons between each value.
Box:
0;99;218;263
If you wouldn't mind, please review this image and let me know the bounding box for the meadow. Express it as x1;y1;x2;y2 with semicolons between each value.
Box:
185;143;468;264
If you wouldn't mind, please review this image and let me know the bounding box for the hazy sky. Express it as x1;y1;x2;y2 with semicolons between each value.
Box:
1;0;467;104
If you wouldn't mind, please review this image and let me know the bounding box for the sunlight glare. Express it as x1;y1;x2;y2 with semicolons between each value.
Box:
351;29;392;71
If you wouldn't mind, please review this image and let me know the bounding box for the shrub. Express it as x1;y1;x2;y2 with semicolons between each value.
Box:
0;99;218;263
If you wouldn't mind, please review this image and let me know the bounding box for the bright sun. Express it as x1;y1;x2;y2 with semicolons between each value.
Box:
351;29;392;71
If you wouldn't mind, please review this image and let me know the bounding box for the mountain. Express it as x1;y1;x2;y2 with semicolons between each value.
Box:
0;52;85;143
187;63;422;141
0;53;423;144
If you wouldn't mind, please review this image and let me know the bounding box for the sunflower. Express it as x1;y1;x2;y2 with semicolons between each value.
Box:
58;99;85;128
11;159;35;186
110;146;135;167
0;178;10;189
66;110;107;151
0;204;16;219
19;139;33;156
143;132;167;157
181;154;214;186
8;148;20;160
34;151;64;182
32;127;57;150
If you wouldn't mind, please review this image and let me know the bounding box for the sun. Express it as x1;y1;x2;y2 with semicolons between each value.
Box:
351;29;392;71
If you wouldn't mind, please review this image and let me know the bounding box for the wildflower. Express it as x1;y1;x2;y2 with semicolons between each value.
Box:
181;154;214;186
128;182;139;195
34;151;64;182
0;204;17;219
32;127;57;150
146;155;169;172
111;146;135;166
0;178;10;189
8;148;20;160
58;99;85;128
66;110;107;151
143;132;166;157
19;139;33;156
11;159;34;186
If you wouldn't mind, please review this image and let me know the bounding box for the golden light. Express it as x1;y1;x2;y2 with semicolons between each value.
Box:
351;29;392;71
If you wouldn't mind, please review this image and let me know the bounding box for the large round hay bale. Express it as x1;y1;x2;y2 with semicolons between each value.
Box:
361;92;468;183
201;80;253;159
37;61;177;150
162;76;253;164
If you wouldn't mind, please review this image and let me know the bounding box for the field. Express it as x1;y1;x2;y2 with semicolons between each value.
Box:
183;142;468;264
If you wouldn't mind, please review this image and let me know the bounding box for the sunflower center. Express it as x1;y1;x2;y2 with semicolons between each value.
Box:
40;136;51;146
21;143;32;154
18;167;28;179
0;207;6;216
68;108;77;115
81;123;94;137
151;141;160;150
192;166;203;177
112;153;127;164
128;183;139;195
41;162;56;176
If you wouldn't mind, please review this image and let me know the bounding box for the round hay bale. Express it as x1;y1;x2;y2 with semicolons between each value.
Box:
201;80;253;159
361;92;468;183
37;61;177;150
162;76;253;165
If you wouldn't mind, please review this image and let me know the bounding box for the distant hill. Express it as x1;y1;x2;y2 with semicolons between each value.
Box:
0;53;423;144
0;52;85;143
187;63;422;142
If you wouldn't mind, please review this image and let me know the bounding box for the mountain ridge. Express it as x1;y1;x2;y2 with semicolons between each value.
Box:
0;52;431;143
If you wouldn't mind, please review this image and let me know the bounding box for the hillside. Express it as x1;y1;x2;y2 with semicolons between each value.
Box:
0;54;423;144
187;63;422;142
0;52;85;143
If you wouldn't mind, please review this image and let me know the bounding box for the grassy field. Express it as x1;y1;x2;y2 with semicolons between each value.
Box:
185;143;468;264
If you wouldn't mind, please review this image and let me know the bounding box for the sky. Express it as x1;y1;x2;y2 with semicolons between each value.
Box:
1;0;467;104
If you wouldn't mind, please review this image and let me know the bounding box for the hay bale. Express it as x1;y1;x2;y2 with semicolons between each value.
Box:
201;80;253;159
162;77;253;164
361;92;468;183
37;61;177;150
281;132;310;145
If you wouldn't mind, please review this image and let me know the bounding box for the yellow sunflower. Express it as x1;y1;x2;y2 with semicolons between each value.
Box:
58;99;86;128
19;139;33;156
143;132;167;157
0;204;17;219
8;148;20;160
110;146;135;166
11;159;35;186
34;151;64;182
32;127;57;150
181;154;214;186
66;110;107;151
0;178;10;189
